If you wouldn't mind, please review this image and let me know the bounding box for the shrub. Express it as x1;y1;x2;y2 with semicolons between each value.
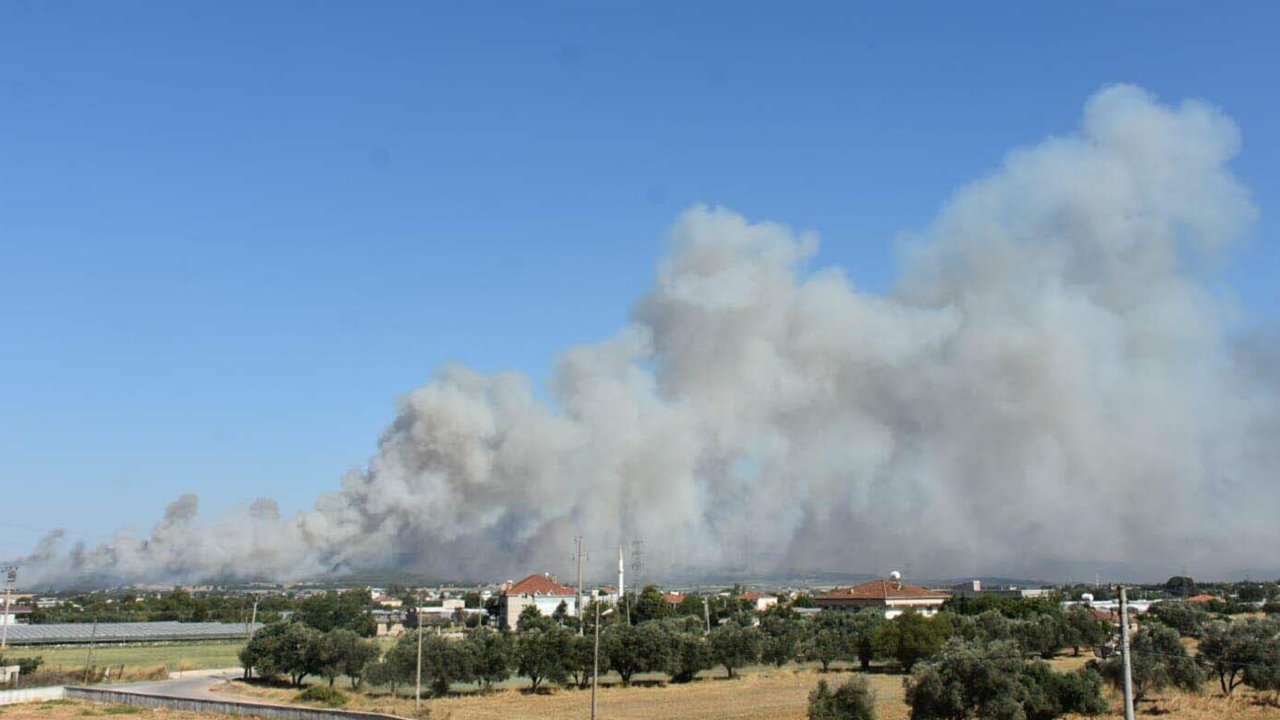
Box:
1146;601;1209;638
808;676;877;720
295;685;349;707
668;631;712;683
1091;624;1202;702
906;639;1105;720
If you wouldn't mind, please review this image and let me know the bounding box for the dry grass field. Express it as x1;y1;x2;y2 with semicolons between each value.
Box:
208;656;1280;720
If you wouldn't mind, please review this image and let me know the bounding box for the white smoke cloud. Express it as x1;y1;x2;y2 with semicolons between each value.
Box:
18;85;1279;586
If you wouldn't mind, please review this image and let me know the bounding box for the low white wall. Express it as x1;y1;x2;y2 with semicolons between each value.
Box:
0;686;66;705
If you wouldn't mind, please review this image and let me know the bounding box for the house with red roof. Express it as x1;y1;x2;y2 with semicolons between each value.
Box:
498;573;579;630
814;579;949;618
737;591;779;613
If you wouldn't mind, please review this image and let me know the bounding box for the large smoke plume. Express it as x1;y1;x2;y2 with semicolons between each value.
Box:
18;85;1280;586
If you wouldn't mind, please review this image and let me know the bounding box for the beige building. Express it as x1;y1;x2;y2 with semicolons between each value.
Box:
498;574;578;630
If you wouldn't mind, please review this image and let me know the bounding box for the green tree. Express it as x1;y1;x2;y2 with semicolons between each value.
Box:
1199;618;1280;695
308;629;359;687
341;633;379;689
464;628;514;688
383;633;421;693
876;611;946;672
708;621;762;678
1092;624;1202;702
564;634;596;688
1013;613;1066;660
240;621;319;687
761;613;804;667
906;639;1105;720
803;613;853;672
517;604;554;633
808;676;878;720
667;630;711;683
603;621;673;683
516;626;572;692
297;589;375;636
1146;601;1209;638
360;657;393;691
1237;583;1268;603
849;610;886;671
1062;606;1111;657
678;594;708;620
420;634;477;696
633;585;676;625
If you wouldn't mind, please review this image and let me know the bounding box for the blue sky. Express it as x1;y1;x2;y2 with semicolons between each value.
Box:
2;1;1278;560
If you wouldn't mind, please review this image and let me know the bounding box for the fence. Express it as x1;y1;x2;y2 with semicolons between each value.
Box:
64;687;409;720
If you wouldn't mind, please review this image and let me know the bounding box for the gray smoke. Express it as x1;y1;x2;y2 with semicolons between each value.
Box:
18;85;1280;586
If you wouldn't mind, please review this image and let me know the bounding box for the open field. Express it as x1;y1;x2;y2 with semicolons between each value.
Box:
210;656;1280;720
0;701;227;720
7;643;243;674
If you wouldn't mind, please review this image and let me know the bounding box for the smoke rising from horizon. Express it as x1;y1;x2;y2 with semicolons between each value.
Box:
17;85;1280;587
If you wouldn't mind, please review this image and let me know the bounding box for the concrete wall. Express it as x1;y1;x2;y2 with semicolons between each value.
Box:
0;686;66;705
64;687;408;720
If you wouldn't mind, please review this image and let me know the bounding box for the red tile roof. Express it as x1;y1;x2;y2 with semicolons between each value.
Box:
663;592;684;604
504;574;576;597
1185;594;1220;604
816;579;948;601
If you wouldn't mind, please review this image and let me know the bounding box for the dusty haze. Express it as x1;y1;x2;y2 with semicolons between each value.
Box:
17;85;1280;587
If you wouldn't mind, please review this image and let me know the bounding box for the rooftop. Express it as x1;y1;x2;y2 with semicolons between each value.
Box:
504;573;576;597
817;579;949;601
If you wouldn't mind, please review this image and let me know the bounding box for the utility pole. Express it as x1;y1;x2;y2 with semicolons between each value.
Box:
591;591;614;720
83;616;99;684
702;596;711;635
1;565;16;654
1119;586;1136;720
415;589;424;712
247;598;259;639
591;593;601;720
575;536;586;636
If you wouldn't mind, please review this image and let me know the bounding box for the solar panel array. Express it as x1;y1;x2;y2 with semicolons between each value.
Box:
2;621;262;645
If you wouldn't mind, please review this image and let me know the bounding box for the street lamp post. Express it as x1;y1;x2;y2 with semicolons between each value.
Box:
415;590;424;712
591;593;614;720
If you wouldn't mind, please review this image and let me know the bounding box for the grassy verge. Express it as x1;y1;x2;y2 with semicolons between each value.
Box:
9;642;243;675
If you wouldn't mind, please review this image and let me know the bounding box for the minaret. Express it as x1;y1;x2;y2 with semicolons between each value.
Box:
617;545;625;602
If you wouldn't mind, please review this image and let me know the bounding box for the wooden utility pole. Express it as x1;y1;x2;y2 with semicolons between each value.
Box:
1119;587;1136;720
415;590;424;711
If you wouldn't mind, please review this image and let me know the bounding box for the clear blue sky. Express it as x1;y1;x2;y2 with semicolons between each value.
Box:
3;1;1278;557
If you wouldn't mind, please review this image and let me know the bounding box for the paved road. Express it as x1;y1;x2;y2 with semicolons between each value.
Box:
109;670;240;700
